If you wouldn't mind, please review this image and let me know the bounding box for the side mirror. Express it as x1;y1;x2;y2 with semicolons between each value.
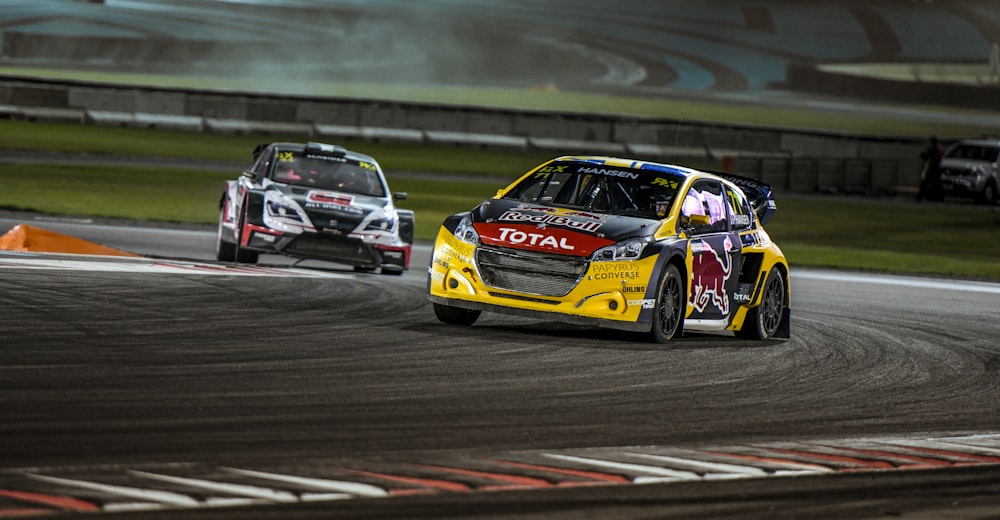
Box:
688;214;711;227
393;192;408;201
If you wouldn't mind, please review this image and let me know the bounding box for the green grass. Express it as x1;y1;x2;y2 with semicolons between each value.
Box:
0;164;231;223
1;122;998;281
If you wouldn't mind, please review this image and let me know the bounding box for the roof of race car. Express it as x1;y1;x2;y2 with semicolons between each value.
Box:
552;155;706;178
265;141;380;166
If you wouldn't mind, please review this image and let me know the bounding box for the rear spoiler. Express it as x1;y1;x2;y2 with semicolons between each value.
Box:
710;171;777;225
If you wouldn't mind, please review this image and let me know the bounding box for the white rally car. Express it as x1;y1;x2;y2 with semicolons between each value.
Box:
216;141;413;274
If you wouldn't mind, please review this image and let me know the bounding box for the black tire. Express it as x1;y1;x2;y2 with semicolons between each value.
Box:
380;266;405;276
649;263;684;343
736;267;785;340
215;204;237;262
977;182;998;205
433;302;481;326
233;202;259;264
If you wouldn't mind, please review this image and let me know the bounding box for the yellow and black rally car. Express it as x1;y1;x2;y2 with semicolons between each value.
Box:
427;156;790;342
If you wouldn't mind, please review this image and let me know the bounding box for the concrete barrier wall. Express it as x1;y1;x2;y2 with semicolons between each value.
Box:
0;75;927;194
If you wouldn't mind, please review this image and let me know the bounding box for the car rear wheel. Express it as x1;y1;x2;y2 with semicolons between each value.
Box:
215;204;237;262
649;263;684;343
736;267;785;340
433;303;481;326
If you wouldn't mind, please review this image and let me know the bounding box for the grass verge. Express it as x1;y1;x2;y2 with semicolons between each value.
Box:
1;121;998;281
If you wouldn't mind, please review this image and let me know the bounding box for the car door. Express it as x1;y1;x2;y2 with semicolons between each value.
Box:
681;179;741;325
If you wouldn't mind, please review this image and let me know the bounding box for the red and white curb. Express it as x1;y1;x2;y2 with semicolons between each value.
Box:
1;433;998;516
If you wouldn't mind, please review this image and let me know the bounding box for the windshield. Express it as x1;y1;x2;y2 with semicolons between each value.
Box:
503;160;683;219
945;144;1000;162
270;151;386;197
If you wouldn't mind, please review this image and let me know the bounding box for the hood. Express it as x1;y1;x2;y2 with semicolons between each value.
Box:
470;198;660;257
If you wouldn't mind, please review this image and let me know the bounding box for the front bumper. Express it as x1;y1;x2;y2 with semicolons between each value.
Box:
245;225;410;269
427;229;659;331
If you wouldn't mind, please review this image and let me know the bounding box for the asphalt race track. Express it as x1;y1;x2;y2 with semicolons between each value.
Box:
1;216;999;519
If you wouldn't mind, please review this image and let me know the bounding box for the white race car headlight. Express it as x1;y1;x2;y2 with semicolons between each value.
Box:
365;213;398;232
591;236;650;262
264;191;311;232
453;213;479;245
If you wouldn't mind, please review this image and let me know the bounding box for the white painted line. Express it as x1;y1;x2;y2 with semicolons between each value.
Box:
129;470;300;503
26;473;199;507
625;452;768;477
102;502;172;513
542;453;699;481
792;270;1000;295
0;257;349;278
932;441;1000;457
221;467;389;497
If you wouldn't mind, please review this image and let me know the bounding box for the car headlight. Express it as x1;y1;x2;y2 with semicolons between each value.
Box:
591;237;650;262
365;215;397;232
266;200;303;221
453;214;479;244
263;191;310;231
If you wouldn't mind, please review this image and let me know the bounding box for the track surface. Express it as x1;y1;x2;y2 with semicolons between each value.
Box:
1;217;999;518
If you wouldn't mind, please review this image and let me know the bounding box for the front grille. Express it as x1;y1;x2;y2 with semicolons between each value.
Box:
285;233;377;265
475;246;588;297
941;167;973;178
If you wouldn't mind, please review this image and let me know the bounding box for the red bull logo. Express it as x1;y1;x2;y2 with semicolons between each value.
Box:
689;237;733;314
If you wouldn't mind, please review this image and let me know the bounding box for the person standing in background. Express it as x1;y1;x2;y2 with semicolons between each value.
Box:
917;136;944;202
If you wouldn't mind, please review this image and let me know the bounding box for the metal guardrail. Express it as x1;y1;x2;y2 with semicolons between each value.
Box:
0;75;924;194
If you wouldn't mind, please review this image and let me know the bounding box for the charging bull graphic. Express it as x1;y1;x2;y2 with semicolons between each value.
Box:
689;237;733;315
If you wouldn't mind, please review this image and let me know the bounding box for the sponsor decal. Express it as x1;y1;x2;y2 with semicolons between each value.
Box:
498;210;603;232
474;223;614;256
622;284;646;294
441;236;474;262
308;191;353;205
731;214;752;228
578;167;639;179
628;298;656;309
652;177;679;189
278;151;295;163
499;227;575;250
733;282;753;303
535;164;568;174
306;191;364;214
689;237;733;314
590;262;642;280
305;153;347;163
254;232;276;243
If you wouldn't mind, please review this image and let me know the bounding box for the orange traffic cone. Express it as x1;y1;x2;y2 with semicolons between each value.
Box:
0;224;140;257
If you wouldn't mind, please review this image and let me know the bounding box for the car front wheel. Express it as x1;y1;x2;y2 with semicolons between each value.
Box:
649;263;684;343
977;181;998;205
433;303;481;326
233;201;259;264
